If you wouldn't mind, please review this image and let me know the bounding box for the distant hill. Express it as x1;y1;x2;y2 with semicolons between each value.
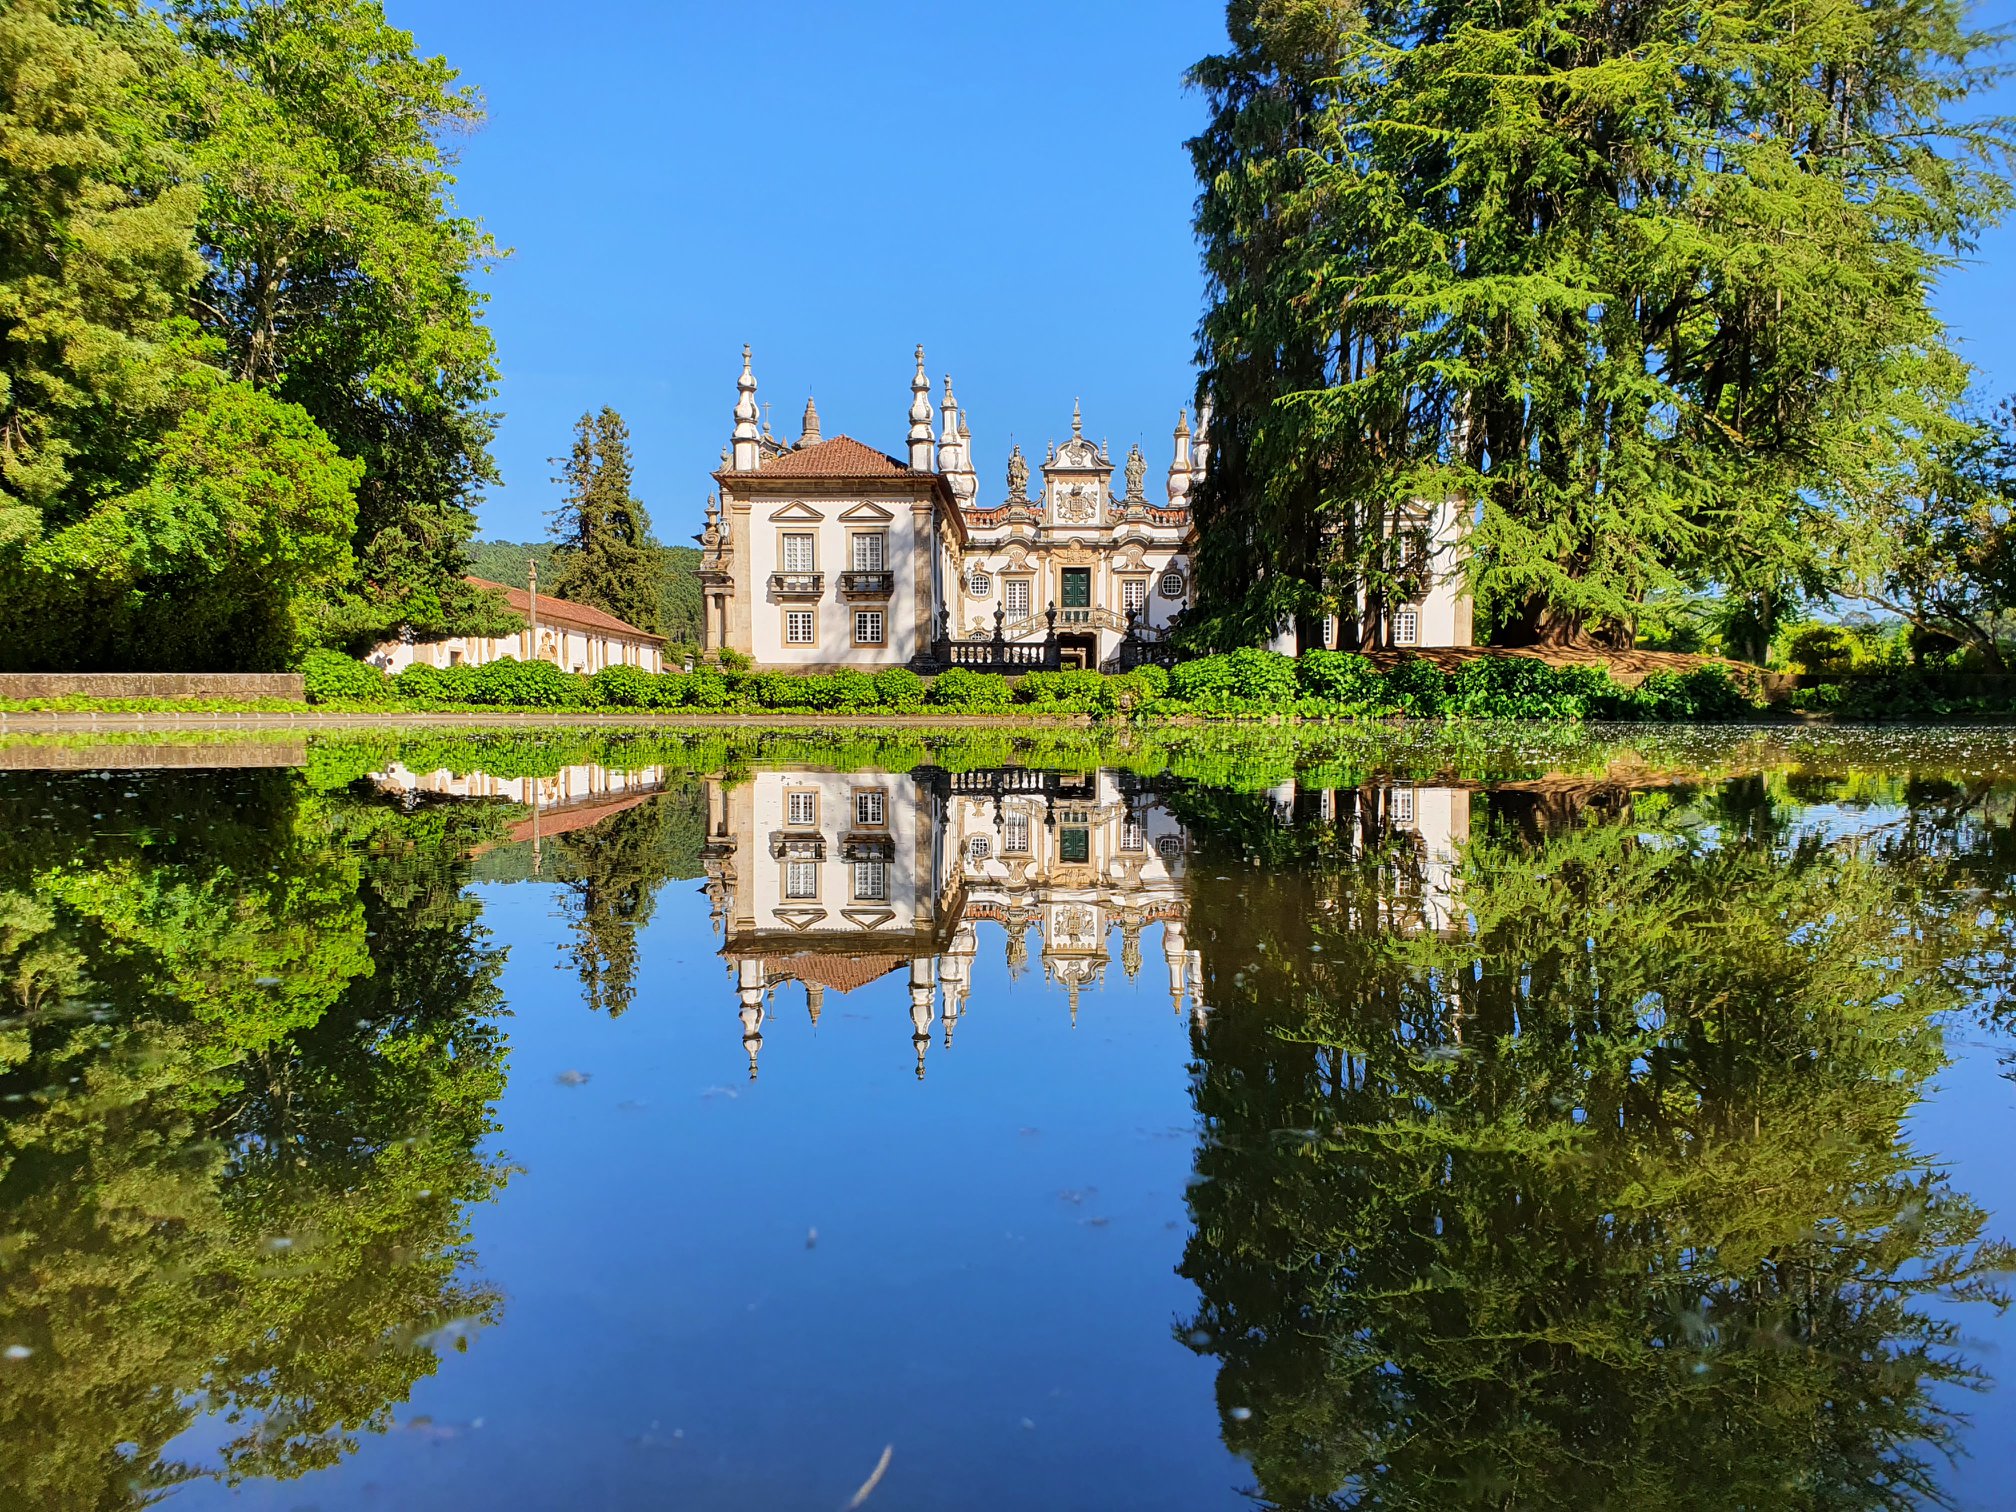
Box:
464;541;702;649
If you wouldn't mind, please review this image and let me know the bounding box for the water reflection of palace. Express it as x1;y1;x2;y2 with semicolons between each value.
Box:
371;759;672;862
701;767;1200;1077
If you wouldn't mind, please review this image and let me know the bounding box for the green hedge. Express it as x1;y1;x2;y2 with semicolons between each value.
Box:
300;651;1769;723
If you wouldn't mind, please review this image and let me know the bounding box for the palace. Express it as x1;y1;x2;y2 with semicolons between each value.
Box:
700;346;1474;672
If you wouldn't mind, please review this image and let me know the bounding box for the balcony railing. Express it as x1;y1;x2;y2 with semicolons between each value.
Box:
842;833;895;862
768;831;826;861
768;572;823;597
838;570;895;597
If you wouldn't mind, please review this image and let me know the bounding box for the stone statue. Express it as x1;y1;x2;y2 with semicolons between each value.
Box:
1007;445;1029;503
1124;444;1147;502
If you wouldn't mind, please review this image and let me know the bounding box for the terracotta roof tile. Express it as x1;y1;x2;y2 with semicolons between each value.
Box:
754;435;922;478
764;952;907;995
466;577;665;643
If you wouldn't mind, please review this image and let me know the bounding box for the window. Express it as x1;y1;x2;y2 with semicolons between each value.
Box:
1003;813;1030;854
1391;786;1415;826
1320;615;1337;649
781;533;816;572
1122;820;1145;852
785;610;815;645
787;790;818;827
852;860;888;901
785;860;818;899
1122;578;1148;615
1159;570;1185;599
967;835;992;862
1393;606;1420;646
851;531;885;571
1005;579;1032;619
854;790;885;828
1059;827;1090;864
1157;834;1185;861
968;569;992;597
853;610;885;646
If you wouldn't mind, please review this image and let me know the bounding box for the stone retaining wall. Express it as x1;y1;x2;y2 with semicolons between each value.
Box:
0;672;303;700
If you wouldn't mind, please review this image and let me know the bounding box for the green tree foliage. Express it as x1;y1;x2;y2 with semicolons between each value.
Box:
1171;777;2010;1509
468;538;706;648
549;408;664;634
547;786;706;1017
0;770;510;1503
1187;0;2014;653
0;1;505;671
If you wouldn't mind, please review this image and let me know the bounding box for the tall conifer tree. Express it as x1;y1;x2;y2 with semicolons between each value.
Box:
549;407;662;633
1188;0;2013;649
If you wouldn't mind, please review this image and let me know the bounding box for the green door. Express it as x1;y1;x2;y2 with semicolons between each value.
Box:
1061;568;1091;609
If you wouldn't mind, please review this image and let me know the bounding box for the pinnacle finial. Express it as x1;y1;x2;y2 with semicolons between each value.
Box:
799;395;821;447
1071;398;1083;438
1175;407;1190;436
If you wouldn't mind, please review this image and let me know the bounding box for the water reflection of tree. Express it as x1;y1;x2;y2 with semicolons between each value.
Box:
0;774;511;1507
1174;782;2011;1512
546;784;707;1017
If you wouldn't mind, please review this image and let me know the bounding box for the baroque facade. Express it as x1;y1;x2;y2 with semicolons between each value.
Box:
698;345;1473;671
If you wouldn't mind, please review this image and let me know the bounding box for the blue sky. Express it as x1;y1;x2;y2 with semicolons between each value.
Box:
393;0;2016;547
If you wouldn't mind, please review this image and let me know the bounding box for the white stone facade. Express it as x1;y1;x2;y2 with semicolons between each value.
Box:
699;345;1473;670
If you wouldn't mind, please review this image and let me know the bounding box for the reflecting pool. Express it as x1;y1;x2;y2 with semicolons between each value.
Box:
2;727;2013;1510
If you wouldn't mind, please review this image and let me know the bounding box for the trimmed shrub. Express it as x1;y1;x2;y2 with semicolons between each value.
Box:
589;664;657;709
1382;655;1449;717
1295;649;1381;705
823;668;879;710
1623;665;1756;721
748;670;816;709
686;669;732;709
1446;657;1608;720
928;667;1012;710
1225;647;1298;702
1100;664;1170;712
470;657;580;708
1018;669;1107;708
302;648;391;704
1169;654;1237;704
873;666;926;712
717;647;752;672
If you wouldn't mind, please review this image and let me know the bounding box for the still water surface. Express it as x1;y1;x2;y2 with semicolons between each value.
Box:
2;728;2013;1510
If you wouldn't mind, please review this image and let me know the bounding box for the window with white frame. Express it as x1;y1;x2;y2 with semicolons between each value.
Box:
785;610;815;645
787;790;817;827
968;568;992;597
1391;786;1415;826
1122;578;1148;615
853;610;884;645
1005;579;1031;619
852;860;888;901
854;790;885;827
785;860;817;898
781;533;815;572
1159;569;1185;599
1157;834;1185;861
1394;606;1421;646
1003;812;1030;854
1122;819;1145;852
967;835;992;862
851;531;885;571
1321;615;1337;648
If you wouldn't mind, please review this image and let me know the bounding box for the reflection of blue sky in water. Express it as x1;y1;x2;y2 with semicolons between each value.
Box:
31;747;2016;1510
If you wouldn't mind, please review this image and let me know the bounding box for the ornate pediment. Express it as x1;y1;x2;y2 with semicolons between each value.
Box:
767;500;825;523
838;501;895;522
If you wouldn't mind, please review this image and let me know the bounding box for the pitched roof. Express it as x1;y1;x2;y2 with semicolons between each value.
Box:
466;577;665;644
764;952;908;995
754;435;923;478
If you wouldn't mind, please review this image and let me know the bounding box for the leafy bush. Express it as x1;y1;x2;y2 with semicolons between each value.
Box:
928;668;1012;709
1225;647;1298;702
1446;657;1609;720
1018;669;1107;708
748;670;816;709
1100;665;1170;712
1784;623;1859;674
1622;666;1757;721
1168;653;1237;704
717;647;752;672
824;668;880;710
686;669;732;708
1295;649;1381;704
589;664;658;709
302;648;391;704
470;657;580;708
873;666;926;711
1381;655;1449;717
